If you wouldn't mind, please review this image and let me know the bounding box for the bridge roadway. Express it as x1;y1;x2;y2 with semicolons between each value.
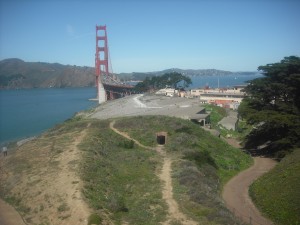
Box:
102;82;135;100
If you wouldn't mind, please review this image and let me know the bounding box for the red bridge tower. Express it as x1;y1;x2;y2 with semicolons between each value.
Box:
95;25;134;103
95;25;109;103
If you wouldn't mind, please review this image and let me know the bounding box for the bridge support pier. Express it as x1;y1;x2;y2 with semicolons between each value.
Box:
98;82;106;104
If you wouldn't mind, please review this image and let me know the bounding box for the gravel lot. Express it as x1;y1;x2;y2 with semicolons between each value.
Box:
90;94;205;120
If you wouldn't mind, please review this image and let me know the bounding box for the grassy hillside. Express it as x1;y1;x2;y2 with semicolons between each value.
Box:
79;120;167;224
0;115;252;224
112;116;252;224
249;149;300;225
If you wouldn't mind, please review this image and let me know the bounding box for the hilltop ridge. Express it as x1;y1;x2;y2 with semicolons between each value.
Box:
0;58;95;89
0;58;257;89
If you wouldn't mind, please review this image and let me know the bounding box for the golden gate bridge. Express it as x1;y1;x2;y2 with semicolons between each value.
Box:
95;25;134;103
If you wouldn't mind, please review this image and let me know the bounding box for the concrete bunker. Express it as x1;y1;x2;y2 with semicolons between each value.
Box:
156;132;167;145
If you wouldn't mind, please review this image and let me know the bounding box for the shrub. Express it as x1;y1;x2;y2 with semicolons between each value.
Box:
183;150;218;169
118;139;134;149
88;213;102;225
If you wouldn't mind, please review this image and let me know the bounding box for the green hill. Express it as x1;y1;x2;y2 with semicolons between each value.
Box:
80;116;252;224
0;115;252;224
250;149;300;225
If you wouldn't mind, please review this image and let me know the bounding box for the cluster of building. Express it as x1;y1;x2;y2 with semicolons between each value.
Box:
155;85;247;110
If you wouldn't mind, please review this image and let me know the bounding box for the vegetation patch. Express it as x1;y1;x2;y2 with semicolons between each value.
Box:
88;213;102;225
80;120;166;225
250;149;300;225
203;104;227;127
114;116;252;224
116;116;252;184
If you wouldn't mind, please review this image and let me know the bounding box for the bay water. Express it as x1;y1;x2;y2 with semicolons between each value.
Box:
189;73;262;89
0;73;262;145
0;87;97;145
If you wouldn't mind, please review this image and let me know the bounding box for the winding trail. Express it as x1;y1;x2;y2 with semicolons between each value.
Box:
109;121;198;225
222;138;277;225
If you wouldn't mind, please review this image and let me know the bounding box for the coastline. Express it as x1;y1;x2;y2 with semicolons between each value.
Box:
1;136;36;149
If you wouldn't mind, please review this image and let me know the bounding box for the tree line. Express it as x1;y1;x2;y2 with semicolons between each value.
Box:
134;72;192;92
239;56;300;158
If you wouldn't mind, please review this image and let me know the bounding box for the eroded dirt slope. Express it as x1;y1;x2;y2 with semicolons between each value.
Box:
0;124;91;225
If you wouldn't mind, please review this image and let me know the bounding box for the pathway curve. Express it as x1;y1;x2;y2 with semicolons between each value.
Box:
109;121;198;225
0;198;26;225
222;137;277;225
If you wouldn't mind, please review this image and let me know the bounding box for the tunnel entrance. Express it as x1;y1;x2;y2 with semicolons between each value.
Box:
156;132;167;145
157;135;166;145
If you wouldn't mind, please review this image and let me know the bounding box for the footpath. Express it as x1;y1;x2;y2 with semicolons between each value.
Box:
221;134;276;225
216;110;277;225
0;197;26;225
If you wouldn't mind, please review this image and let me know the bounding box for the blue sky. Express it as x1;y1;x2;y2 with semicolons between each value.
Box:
0;0;299;73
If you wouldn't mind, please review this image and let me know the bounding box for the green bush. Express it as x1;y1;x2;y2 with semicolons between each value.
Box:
118;139;134;149
88;213;102;225
183;150;218;169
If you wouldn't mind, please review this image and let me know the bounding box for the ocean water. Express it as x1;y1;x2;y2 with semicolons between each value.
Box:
0;87;97;145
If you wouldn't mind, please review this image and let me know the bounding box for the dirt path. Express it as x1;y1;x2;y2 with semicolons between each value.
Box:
0;198;26;225
109;121;198;225
50;127;91;225
222;136;277;225
0;125;91;225
222;157;276;225
159;157;198;225
109;120;153;151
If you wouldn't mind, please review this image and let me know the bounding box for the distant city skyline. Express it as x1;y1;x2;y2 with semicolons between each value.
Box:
1;0;299;73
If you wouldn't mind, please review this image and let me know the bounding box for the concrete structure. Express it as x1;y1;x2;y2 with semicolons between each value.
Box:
189;85;246;109
156;132;167;145
155;88;178;97
218;111;238;131
168;105;210;126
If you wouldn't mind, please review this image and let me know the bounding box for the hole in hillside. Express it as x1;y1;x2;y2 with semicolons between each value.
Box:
156;132;167;145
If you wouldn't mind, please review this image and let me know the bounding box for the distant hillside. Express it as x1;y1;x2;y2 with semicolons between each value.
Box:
0;58;95;89
0;58;258;89
118;68;257;81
